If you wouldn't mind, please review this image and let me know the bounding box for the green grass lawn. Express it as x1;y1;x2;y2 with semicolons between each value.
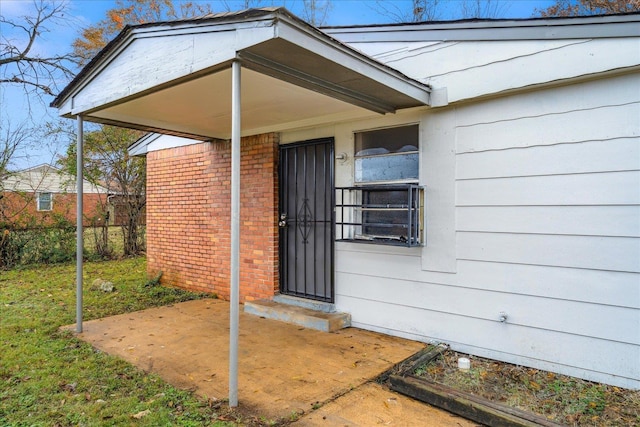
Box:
0;257;236;426
83;226;144;259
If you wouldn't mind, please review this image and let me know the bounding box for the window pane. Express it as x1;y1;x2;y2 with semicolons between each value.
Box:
363;210;409;238
354;124;419;183
364;189;408;207
355;125;418;156
38;193;52;211
363;189;409;237
355;153;418;182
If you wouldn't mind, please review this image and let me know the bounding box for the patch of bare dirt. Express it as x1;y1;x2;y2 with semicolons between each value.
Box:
206;399;300;426
413;350;640;427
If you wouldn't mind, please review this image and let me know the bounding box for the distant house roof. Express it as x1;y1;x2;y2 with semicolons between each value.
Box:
1;164;109;194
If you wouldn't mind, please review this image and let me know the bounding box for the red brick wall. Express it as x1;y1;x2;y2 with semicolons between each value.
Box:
0;191;106;228
146;134;279;302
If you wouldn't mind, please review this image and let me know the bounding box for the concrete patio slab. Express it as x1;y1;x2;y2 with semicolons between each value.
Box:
72;299;474;425
296;382;474;426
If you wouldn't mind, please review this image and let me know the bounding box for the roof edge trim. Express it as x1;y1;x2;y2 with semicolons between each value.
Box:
324;13;640;41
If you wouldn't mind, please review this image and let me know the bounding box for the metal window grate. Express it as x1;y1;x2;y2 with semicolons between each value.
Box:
335;184;424;247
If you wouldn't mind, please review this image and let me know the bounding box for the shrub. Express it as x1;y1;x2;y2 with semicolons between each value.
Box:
0;216;76;268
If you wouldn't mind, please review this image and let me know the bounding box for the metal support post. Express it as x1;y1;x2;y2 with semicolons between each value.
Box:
229;59;241;407
76;116;84;333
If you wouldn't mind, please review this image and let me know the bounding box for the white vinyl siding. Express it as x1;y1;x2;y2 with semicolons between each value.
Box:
340;38;640;105
333;72;640;389
3;164;108;194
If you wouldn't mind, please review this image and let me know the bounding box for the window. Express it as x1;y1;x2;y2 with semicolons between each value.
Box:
355;125;419;183
336;125;424;247
37;192;52;211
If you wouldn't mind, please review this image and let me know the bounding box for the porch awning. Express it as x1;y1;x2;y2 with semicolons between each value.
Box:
52;8;431;140
53;7;432;409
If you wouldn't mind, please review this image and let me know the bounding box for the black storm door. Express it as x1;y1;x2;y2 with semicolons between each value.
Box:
279;138;334;302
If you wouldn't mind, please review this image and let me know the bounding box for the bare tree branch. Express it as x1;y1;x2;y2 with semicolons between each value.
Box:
373;0;443;23
458;0;511;19
0;0;77;101
300;0;333;26
221;0;267;11
0;121;32;185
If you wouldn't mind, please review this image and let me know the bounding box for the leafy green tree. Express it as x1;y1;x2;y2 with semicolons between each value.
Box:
60;125;146;256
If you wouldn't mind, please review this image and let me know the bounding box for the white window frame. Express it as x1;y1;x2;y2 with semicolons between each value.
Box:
37;192;53;211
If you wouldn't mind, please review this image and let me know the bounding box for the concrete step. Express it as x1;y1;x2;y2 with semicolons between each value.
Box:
273;294;336;313
244;299;351;333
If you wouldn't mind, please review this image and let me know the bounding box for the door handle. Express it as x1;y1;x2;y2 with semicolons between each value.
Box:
278;213;288;228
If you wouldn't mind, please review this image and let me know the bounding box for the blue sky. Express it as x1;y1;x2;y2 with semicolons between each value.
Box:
58;0;557;26
1;0;555;168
